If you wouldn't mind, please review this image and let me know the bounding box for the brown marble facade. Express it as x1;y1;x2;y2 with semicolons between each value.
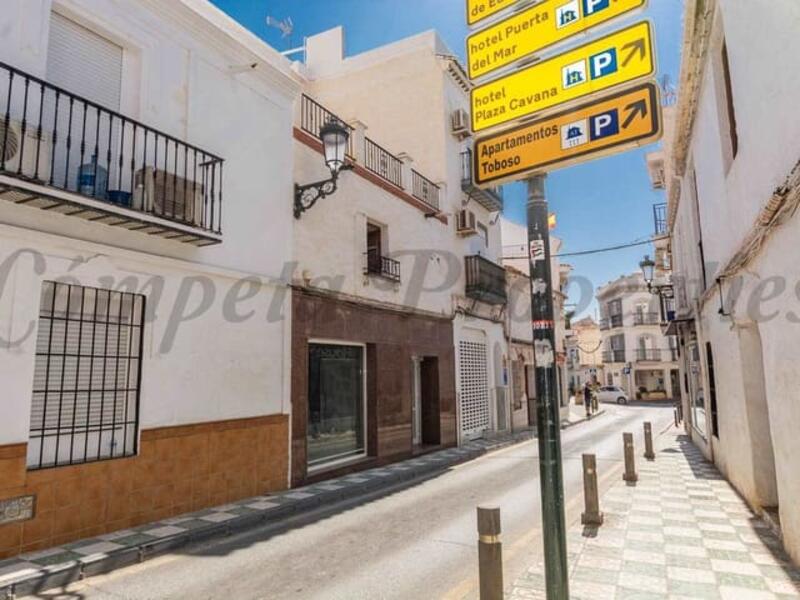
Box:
291;289;457;486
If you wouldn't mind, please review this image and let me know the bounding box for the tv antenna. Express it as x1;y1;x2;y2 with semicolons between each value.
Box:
266;15;304;58
266;15;293;38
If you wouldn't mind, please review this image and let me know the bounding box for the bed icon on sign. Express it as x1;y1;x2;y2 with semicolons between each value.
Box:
561;120;588;149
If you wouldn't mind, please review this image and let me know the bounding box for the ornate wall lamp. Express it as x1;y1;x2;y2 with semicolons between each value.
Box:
294;118;354;219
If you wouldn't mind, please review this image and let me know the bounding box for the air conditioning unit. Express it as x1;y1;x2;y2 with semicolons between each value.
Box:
456;209;478;236
0;119;53;183
451;109;470;139
133;167;204;226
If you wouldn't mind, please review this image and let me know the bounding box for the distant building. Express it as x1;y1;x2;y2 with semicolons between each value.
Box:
501;218;571;426
566;316;603;393
596;274;680;400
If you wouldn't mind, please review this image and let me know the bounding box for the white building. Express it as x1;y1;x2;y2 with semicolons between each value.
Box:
286;27;509;485
597;273;680;400
664;0;800;562
0;0;300;558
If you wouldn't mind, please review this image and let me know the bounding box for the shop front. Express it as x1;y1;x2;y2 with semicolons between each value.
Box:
291;289;457;486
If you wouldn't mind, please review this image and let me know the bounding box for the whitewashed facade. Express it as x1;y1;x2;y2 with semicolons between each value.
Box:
665;0;800;562
597;273;680;399
0;0;300;558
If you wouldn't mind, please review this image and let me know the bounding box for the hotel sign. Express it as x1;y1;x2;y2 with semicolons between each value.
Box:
470;20;655;132
466;0;525;27
467;0;647;79
473;82;662;184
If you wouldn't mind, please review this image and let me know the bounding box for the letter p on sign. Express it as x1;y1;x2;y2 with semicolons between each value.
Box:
583;0;610;15
590;49;618;79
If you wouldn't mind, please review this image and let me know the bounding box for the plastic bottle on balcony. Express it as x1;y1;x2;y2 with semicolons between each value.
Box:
77;154;108;200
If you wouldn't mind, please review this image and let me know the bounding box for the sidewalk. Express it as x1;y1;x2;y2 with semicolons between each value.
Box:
511;428;800;600
0;428;538;598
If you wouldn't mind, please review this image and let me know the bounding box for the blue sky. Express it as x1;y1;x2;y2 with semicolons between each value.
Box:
211;0;684;317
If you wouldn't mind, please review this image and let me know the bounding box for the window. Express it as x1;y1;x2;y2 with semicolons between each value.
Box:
47;12;123;111
477;223;489;247
46;12;124;196
706;342;719;438
28;282;144;470
366;222;382;273
607;299;623;327
720;41;738;159
307;343;365;468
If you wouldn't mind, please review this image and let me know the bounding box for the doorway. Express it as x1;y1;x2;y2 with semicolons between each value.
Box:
412;356;441;448
670;369;681;400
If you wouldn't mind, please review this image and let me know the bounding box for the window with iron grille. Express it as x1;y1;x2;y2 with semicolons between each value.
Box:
27;281;145;470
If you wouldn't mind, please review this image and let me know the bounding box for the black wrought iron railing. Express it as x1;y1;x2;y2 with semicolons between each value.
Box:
602;350;626;363
411;169;440;211
634;312;660;326
299;94;354;158
654;202;667;236
609;314;624;328
0;61;224;233
364;249;401;282
465;254;507;305
460;149;503;211
636;349;663;362
599;318;610;331
364;137;403;188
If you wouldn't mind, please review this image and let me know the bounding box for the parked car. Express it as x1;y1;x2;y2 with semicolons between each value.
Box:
597;385;629;404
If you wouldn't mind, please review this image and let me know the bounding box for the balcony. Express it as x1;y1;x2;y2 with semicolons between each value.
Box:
299;94;356;158
298;95;441;214
602;350;626;363
364;137;403;188
634;312;660;326
364;249;401;283
460;149;503;212
635;349;662;362
411;170;440;212
603;314;624;329
599;318;610;331
465;254;507;305
653;203;667;237
0;61;224;245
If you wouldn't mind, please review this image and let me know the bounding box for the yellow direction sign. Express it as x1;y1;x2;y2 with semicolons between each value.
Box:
467;0;647;79
466;0;523;27
473;82;661;185
471;20;655;132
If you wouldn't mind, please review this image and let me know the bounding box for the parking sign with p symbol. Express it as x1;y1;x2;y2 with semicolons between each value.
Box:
590;48;618;79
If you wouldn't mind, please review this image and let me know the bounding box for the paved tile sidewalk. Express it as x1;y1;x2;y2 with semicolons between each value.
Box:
511;428;800;600
0;428;537;598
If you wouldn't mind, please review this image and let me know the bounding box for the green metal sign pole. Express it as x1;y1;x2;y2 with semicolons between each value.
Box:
526;174;570;599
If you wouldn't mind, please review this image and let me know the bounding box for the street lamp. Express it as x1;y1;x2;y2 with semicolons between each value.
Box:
294;118;354;219
639;255;656;291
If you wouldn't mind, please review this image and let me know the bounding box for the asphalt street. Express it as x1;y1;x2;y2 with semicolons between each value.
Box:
37;402;674;600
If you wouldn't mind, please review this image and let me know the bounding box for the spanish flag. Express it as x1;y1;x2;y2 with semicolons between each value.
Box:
548;213;557;230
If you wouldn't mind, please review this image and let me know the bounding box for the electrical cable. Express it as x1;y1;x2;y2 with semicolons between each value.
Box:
555;238;654;258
